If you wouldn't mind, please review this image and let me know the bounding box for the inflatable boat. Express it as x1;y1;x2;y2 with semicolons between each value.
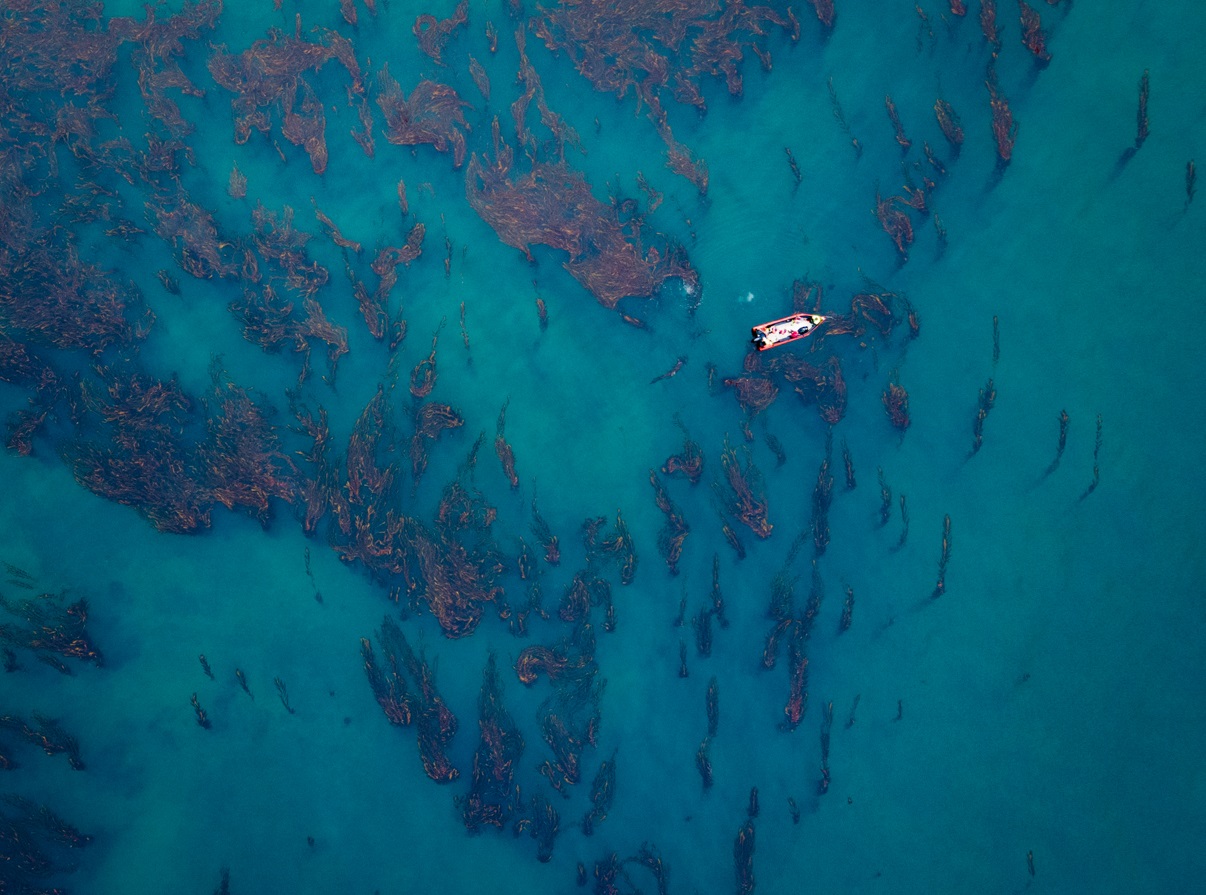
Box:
750;313;827;351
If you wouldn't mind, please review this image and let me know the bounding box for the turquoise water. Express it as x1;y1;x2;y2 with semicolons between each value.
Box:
2;1;1204;893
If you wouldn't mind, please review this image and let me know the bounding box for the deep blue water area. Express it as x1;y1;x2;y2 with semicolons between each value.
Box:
1;1;1204;893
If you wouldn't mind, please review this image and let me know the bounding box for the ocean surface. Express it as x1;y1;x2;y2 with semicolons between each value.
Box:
1;1;1204;893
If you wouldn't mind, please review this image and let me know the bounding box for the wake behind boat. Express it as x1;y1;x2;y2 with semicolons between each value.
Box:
751;313;827;350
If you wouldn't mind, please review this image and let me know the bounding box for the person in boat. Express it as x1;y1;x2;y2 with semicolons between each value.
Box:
752;313;825;350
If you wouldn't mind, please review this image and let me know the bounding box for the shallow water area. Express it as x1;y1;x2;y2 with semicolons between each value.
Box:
1;1;1204;894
